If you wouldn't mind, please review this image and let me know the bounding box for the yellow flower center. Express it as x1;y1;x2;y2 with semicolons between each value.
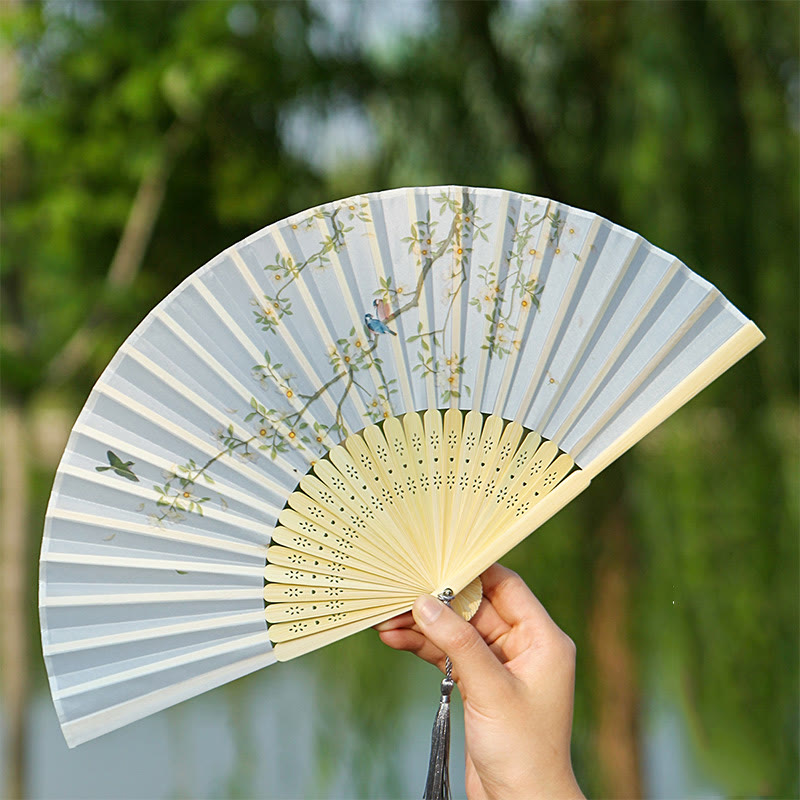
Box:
344;355;351;363
422;249;428;256
288;431;296;439
355;340;362;348
498;322;505;329
383;411;390;418
259;428;267;436
349;205;355;210
555;248;561;254
448;376;455;384
292;224;298;229
316;436;323;443
569;228;575;234
549;377;556;384
286;390;293;398
371;400;378;407
457;248;463;255
183;491;191;498
275;274;281;280
529;248;536;255
397;287;403;294
465;216;471;222
521;299;529;308
426;238;432;244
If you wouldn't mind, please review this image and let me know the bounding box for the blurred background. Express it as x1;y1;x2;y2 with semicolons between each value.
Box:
1;0;798;798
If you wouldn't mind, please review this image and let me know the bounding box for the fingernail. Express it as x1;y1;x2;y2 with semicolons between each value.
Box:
414;594;443;625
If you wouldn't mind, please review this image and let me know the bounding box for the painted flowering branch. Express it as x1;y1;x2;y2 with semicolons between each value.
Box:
386;191;487;402
255;200;375;336
470;204;551;359
150;431;254;525
256;190;474;432
134;192;556;528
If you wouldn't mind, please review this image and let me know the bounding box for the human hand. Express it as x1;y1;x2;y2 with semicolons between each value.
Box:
375;564;585;800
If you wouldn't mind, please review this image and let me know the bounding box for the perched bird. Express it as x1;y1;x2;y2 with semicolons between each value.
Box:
364;313;397;336
373;297;390;322
96;450;139;482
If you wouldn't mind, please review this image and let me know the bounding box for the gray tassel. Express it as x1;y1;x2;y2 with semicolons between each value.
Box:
423;589;455;800
423;669;454;800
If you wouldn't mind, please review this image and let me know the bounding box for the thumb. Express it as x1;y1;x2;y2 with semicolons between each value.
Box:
413;594;511;704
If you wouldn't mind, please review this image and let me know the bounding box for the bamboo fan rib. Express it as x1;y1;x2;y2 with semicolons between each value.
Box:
41;185;763;748
264;410;574;661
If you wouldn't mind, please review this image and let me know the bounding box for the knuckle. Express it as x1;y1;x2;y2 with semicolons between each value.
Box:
495;564;521;584
559;632;577;658
493;568;522;598
535;625;576;660
449;620;480;654
551;631;577;671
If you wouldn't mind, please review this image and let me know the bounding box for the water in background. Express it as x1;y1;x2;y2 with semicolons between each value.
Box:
4;644;721;800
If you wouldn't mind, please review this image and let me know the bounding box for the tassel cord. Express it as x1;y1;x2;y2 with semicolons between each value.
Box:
423;590;456;800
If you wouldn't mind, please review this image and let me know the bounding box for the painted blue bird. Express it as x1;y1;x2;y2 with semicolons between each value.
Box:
364;313;397;336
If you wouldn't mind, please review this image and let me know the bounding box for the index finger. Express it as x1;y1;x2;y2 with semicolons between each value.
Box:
480;563;560;632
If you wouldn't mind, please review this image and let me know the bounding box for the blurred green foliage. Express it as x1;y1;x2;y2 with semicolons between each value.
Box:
1;0;797;797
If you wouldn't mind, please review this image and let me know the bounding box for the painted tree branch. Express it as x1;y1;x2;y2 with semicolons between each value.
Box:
389;211;460;320
335;369;356;432
152;433;256;524
275;207;344;301
273;197;463;431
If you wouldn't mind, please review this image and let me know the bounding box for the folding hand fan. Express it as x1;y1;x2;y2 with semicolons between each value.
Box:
40;187;762;772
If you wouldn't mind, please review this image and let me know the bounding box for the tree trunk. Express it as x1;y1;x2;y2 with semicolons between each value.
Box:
1;1;30;795
589;488;644;799
1;403;30;800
